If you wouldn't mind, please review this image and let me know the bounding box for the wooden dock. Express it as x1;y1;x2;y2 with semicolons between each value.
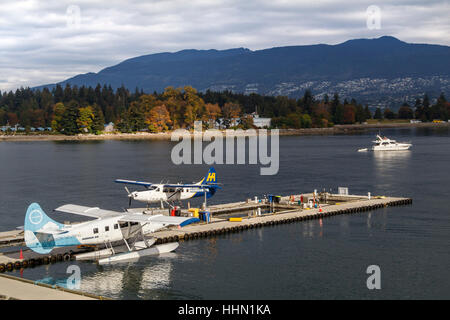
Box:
0;229;24;248
0;193;412;273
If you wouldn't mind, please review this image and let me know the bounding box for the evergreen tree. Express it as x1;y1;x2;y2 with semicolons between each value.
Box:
301;90;314;114
91;103;105;134
374;108;383;120
383;108;395;119
53;84;64;103
355;104;365;123
123;102;145;132
60;100;80;135
334;104;345;124
63;84;73;103
422;93;431;121
398;103;414;119
414;98;424;120
364;105;372;119
331;93;340;122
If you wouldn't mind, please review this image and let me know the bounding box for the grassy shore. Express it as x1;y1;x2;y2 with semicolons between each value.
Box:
0;121;448;142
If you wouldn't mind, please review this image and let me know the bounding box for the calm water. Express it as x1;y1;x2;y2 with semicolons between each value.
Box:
0;128;449;299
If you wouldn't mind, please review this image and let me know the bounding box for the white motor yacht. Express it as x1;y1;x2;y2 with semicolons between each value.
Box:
358;135;412;152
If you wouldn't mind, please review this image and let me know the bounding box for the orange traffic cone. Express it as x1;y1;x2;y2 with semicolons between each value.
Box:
19;249;24;260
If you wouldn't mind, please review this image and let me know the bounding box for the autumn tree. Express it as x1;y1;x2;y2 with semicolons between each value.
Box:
221;102;241;128
342;104;356;124
0;109;6;125
312;102;331;127
51;102;66;132
203;103;221;128
7;112;19;126
77;106;94;133
138;94;159;114
30;109;46;128
183;86;205;126
146;104;172;132
301;114;312;128
239;114;254;129
162;87;184;128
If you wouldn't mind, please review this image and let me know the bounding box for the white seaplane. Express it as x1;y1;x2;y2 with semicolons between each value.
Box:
115;167;220;208
24;202;199;264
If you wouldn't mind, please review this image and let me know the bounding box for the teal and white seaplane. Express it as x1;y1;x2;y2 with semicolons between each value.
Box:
24;202;199;264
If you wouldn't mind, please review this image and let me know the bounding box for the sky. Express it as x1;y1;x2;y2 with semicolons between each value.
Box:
0;0;449;91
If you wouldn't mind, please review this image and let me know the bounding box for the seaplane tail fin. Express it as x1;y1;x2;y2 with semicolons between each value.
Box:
197;167;217;185
24;203;64;254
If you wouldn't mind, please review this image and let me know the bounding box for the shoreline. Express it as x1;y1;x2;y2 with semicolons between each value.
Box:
0;122;448;142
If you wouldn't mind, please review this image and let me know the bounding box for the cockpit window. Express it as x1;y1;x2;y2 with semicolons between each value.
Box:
119;222;128;228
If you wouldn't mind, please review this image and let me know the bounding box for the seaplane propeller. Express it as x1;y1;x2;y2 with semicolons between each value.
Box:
124;186;135;207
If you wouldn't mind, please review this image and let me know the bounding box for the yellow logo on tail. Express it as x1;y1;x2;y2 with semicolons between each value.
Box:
206;172;216;182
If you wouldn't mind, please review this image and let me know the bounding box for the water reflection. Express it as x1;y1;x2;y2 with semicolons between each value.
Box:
139;259;173;291
301;221;323;238
79;267;125;297
75;256;175;299
373;151;411;182
373;150;411;166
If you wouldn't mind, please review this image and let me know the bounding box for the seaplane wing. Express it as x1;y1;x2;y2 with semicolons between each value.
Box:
115;179;153;187
54;204;121;218
55;204;200;227
119;214;199;227
163;183;221;189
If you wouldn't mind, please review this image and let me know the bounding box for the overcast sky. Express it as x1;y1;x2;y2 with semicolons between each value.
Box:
0;0;449;91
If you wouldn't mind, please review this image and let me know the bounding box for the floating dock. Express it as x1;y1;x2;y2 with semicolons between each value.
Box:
151;194;412;243
0;193;412;273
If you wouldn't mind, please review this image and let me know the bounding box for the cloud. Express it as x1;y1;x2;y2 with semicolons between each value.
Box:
0;0;449;91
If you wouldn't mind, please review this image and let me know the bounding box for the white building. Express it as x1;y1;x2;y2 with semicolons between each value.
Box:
251;113;271;128
104;122;115;132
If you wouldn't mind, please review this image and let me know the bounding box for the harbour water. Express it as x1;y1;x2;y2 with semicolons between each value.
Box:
0;127;449;299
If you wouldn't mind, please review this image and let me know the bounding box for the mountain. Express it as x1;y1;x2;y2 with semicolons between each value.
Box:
36;36;450;108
